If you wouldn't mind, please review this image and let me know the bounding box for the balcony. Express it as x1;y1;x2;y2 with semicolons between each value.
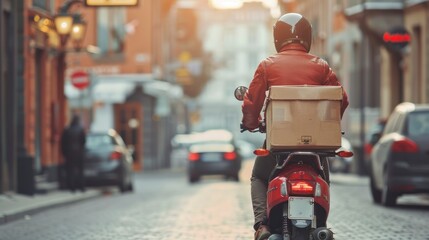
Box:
344;0;404;18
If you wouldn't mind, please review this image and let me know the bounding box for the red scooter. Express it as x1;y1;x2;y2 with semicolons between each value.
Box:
234;86;353;240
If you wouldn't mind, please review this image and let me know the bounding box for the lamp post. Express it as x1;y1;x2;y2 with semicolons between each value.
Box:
53;0;87;189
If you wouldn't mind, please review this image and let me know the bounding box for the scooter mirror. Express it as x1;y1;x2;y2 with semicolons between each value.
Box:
234;86;248;101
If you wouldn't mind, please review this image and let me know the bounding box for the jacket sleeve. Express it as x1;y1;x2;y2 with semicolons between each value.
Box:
242;62;268;130
323;64;349;119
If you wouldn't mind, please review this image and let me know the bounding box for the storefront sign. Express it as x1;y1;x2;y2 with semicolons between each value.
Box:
85;0;138;6
383;28;410;50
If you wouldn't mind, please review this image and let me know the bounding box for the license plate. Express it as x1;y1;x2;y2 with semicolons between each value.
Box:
84;169;97;176
288;197;314;220
201;153;222;162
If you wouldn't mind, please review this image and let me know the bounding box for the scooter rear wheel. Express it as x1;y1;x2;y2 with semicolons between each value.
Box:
291;226;311;240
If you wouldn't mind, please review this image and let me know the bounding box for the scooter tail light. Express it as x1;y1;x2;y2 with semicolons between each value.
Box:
188;152;200;161
337;150;354;158
288;171;315;195
253;148;270;156
391;137;419;153
290;181;314;195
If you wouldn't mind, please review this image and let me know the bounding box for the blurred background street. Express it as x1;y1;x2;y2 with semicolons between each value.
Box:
1;0;429;239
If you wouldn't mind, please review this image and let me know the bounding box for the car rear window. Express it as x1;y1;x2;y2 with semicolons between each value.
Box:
189;143;235;153
86;134;113;148
407;112;429;137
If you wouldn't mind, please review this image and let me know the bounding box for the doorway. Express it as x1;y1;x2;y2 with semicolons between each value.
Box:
114;103;143;171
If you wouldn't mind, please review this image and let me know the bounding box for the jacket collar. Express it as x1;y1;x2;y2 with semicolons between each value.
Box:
279;43;307;53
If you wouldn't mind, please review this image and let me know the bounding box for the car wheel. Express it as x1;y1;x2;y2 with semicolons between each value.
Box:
119;176;128;193
231;173;239;182
381;171;397;207
369;164;381;204
119;182;127;193
127;182;134;192
189;174;200;183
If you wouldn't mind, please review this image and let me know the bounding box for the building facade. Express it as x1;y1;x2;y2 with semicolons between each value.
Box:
0;0;179;195
280;0;429;174
403;1;429;104
192;1;274;146
64;0;180;170
0;0;20;194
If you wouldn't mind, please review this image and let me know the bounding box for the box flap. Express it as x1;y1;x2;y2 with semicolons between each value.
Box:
268;85;343;101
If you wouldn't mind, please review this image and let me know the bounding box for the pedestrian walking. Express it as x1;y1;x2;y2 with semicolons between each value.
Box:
60;114;86;192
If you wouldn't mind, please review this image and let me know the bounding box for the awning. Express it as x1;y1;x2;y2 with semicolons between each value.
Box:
65;73;184;116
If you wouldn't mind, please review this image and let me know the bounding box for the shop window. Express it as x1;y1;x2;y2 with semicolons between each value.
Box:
33;0;52;12
96;7;126;58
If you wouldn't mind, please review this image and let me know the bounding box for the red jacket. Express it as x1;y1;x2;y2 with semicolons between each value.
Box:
242;44;349;130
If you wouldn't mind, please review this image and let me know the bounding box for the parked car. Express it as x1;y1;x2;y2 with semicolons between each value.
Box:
84;129;134;193
369;103;429;206
364;118;387;162
329;137;354;173
235;139;257;160
187;129;242;183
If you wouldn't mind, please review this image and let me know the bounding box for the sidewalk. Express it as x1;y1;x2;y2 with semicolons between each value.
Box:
0;189;104;225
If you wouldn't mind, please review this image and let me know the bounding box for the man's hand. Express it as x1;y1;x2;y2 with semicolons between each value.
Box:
240;123;248;133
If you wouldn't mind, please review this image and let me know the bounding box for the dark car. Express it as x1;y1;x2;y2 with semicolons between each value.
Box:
369;103;429;206
187;129;242;183
364;118;387;162
84;129;134;193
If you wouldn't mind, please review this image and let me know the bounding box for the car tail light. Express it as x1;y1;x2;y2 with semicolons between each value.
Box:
364;143;373;155
288;171;315;195
188;152;200;161
110;151;122;160
224;151;236;160
391;137;419;153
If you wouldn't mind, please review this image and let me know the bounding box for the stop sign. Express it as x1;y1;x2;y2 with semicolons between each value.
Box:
71;71;90;90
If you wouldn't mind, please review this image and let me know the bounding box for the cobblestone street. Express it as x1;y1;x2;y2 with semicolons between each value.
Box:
1;160;429;240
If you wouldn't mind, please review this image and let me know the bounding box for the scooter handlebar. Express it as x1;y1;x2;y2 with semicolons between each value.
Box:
240;122;266;133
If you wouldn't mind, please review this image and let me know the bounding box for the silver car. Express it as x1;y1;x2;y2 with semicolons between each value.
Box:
369;103;429;206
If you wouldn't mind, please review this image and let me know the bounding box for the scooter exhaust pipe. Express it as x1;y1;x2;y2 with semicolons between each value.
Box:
311;227;334;240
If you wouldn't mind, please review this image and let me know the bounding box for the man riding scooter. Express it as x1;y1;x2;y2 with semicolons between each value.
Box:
241;13;349;240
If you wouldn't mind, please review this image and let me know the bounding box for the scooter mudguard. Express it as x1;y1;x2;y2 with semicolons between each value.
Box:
267;165;330;216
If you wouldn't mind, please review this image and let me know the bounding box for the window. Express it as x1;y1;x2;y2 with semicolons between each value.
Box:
407;112;429;137
33;0;51;11
97;7;126;57
86;134;114;148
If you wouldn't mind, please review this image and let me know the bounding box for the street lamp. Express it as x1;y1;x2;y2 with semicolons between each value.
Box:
53;0;87;189
54;13;74;35
54;13;86;49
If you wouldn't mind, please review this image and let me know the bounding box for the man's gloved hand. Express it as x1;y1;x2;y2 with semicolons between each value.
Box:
259;121;266;133
240;123;248;133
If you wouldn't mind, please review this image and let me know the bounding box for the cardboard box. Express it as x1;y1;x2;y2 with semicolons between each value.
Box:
265;85;343;151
